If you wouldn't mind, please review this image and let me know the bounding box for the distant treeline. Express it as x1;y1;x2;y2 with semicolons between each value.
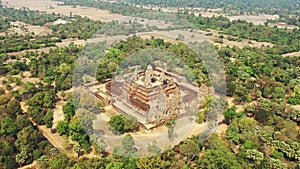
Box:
57;0;300;55
124;0;300;15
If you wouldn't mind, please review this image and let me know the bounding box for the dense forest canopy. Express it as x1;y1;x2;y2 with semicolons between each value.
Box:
0;1;299;168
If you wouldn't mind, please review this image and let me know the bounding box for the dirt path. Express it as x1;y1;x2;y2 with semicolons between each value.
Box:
226;97;245;112
20;101;65;149
18;84;98;159
282;51;300;57
292;105;300;111
18;161;37;169
52;90;70;128
38;125;66;150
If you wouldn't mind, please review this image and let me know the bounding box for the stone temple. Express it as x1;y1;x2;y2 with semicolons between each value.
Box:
110;65;199;128
87;65;202;129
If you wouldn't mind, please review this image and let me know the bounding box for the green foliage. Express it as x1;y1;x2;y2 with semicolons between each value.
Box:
122;134;135;153
261;157;287;169
62;102;75;122
0;7;60;26
93;140;106;155
1;117;19;137
0;94;10;105
14;125;51;166
198;135;243;169
245;149;264;166
113;134;137;158
56;120;69;136
0;33;60;53
49;16;103;40
48;154;74;169
44;110;54;128
16;114;31;129
106;162;126;169
6;98;22;117
226;120;240;144
0;16;10;31
271;150;284;159
108;114;139;134
108;115;125;135
76;157;110;169
136;156;167;169
288;86;300;105
179;139;200;160
223;106;243;124
15;151;28;167
273;87;285;100
197;95;226;123
0;5;299;167
269;14;300;25
26;92;55;125
58;0;150;16
36;155;49;169
66;119;91;151
180;13;300;55
123;0;300;15
73;144;82;157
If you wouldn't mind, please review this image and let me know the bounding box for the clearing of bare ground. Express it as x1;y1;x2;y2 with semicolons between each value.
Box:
93;104;214;154
2;0;123;22
0;21;52;36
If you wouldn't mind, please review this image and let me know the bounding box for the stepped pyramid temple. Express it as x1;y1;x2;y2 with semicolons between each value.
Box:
87;65;206;129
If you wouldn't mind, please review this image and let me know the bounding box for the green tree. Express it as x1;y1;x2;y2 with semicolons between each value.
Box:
123;115;139;132
224;106;243;124
147;141;161;155
198;134;242;169
246;149;264;167
106;162;125;169
50;148;59;156
56;120;69;136
6;98;22;117
16;114;31;129
1;117;19;137
179;139;200;161
122;134;136;154
68;120;89;145
137;156;167;169
226;120;240;144
108;115;125;134
0;95;10;105
16;151;28;167
237;117;258;133
61;91;66;101
74;144;82;158
261;157;287;169
93;140;106;156
273;87;285;100
15;125;42;153
37;155;49;169
44;109;54;128
48;154;73;169
62;102;75;122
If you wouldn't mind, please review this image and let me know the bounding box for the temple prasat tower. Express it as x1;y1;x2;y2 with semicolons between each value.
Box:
85;64;203;129
108;65;199;129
